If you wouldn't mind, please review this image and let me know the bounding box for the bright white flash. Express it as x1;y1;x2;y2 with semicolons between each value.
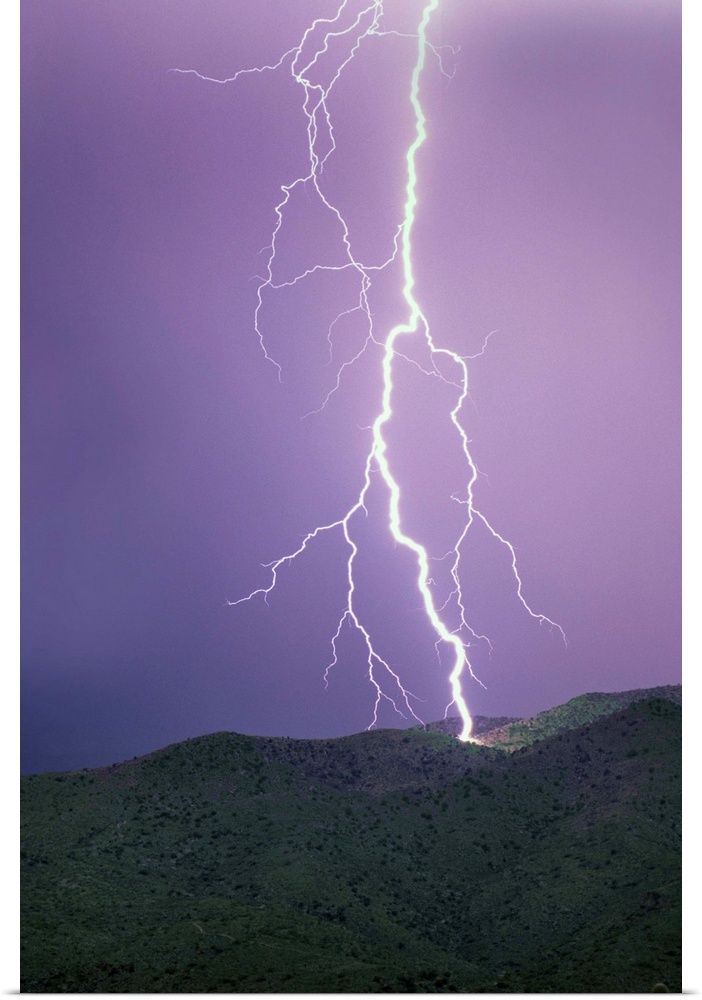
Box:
174;0;565;742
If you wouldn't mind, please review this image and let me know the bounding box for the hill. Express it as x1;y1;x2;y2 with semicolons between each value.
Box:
430;685;681;748
21;691;681;992
478;685;681;750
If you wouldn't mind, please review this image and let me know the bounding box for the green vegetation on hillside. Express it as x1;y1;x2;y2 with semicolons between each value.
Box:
21;694;681;993
478;685;681;751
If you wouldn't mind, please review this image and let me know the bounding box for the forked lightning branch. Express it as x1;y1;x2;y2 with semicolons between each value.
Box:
174;0;564;741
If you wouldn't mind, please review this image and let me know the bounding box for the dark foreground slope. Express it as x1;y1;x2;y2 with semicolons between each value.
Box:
21;697;681;993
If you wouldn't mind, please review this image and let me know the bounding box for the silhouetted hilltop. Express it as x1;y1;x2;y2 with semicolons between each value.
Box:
21;688;681;993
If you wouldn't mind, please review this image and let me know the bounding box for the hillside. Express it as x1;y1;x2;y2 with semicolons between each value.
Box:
21;692;681;992
478;685;681;751
430;684;681;748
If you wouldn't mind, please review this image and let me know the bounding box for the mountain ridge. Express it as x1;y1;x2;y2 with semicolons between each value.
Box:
57;683;681;778
430;684;681;746
21;686;681;993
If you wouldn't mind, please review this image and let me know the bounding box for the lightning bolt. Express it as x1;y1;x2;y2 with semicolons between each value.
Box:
174;0;565;742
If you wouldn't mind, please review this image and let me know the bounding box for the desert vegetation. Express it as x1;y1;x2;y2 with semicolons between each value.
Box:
21;688;681;992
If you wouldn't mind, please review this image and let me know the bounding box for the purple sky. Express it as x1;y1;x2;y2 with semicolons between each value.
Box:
21;0;681;774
